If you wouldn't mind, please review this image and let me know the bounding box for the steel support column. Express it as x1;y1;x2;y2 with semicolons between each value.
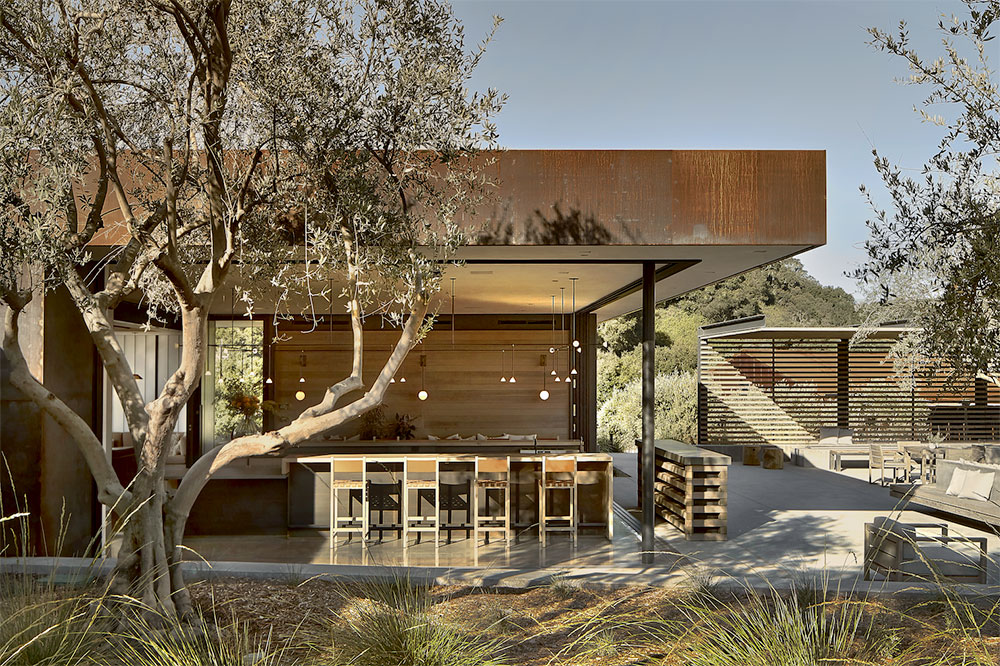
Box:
641;261;655;564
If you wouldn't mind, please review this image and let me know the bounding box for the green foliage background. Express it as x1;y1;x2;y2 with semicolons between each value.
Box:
596;259;857;451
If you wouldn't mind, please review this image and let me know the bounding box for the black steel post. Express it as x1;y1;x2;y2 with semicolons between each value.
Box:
641;261;655;564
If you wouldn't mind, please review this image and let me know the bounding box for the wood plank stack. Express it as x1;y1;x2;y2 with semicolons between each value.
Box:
639;440;730;541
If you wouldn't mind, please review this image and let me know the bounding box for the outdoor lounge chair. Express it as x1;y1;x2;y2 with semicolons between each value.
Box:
864;516;987;584
869;444;911;486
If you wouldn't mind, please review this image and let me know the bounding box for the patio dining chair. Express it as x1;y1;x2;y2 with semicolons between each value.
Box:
869;444;911;486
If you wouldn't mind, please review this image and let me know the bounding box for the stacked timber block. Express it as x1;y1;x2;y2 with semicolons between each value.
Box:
743;445;761;466
762;446;784;469
638;440;731;541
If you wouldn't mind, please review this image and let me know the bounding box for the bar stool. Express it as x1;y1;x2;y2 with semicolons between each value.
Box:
539;455;577;545
366;458;403;542
474;456;511;545
403;458;439;545
329;457;366;546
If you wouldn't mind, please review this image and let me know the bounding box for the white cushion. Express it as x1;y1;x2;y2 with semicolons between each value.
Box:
505;433;537;441
446;433;462;440
476;433;488;440
460;435;476;441
346;434;360;441
488;434;511;440
946;467;969;496
838;428;854;445
958;470;994;501
427;434;440;440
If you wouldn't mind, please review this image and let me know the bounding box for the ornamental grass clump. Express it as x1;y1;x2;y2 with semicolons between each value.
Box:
318;576;509;666
664;585;900;666
106;601;301;666
0;575;109;666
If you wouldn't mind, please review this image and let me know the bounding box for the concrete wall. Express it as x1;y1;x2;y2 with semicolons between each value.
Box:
39;286;99;555
0;286;98;556
0;292;44;554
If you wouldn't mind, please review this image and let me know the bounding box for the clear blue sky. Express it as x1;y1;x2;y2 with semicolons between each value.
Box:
451;0;975;294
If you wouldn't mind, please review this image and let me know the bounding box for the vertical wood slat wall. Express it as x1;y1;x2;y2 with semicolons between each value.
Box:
698;333;1000;447
272;328;573;440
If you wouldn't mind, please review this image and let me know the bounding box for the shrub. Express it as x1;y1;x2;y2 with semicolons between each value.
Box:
597;371;697;452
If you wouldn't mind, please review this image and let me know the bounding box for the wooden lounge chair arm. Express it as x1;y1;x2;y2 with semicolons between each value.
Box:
906;522;950;534
912;535;987;548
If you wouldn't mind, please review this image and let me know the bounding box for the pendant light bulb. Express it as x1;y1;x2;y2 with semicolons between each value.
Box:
509;376;516;384
295;390;305;401
550;369;557;376
390;377;395;383
571;368;578;375
572;339;580;348
399;377;406;383
501;376;507;383
539;390;550;401
418;390;428;401
299;376;305;383
265;377;273;385
554;376;561;382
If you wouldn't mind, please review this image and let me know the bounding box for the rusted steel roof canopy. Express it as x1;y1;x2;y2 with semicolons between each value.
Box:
469;150;825;248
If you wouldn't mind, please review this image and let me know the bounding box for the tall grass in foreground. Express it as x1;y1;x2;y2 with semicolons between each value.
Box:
0;574;110;666
316;576;509;666
106;600;301;666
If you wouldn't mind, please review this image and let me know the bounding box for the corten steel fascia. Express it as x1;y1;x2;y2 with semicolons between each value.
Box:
78;150;826;249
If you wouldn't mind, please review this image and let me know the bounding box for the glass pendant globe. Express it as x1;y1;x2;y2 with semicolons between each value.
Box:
295;390;305;401
554;376;561;382
500;376;507;383
572;339;580;348
264;377;273;384
390;377;395;383
539;390;550;401
509;376;516;384
299;376;305;383
418;390;428;401
399;377;406;383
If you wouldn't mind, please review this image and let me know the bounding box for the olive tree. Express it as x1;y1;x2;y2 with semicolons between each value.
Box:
854;0;1000;385
0;0;502;617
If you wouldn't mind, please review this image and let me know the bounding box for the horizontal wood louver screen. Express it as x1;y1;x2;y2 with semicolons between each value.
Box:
698;334;1000;447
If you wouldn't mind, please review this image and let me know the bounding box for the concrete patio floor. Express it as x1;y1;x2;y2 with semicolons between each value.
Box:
174;455;1000;589
613;453;1000;586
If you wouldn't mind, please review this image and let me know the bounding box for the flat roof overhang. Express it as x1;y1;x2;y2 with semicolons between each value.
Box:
92;149;826;321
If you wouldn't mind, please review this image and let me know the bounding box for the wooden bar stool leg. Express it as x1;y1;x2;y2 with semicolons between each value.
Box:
505;485;511;543
539;480;546;547
473;482;479;547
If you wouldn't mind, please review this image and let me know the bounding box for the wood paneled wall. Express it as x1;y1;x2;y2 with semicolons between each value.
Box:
272;328;572;439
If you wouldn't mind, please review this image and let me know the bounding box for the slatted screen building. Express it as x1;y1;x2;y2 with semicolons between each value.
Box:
697;317;1000;448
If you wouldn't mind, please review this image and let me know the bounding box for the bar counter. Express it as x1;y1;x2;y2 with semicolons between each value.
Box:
283;450;614;540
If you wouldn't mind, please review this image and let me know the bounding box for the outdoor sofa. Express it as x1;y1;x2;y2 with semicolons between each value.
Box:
891;458;1000;526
